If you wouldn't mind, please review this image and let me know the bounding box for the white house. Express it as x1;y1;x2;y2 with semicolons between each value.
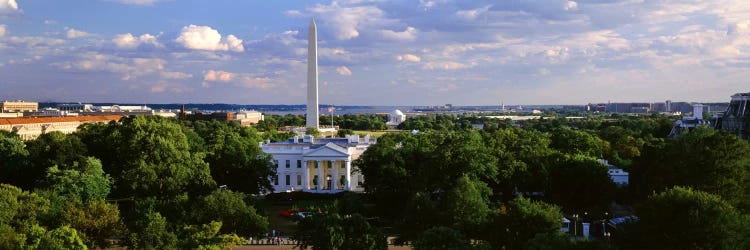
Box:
598;159;629;186
260;134;375;193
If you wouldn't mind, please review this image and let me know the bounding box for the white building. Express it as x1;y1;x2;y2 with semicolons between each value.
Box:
235;110;264;126
261;134;374;193
386;109;406;128
669;103;709;137
598;159;629;186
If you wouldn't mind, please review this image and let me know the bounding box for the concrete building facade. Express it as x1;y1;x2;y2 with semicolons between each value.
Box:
1;101;38;113
261;135;374;193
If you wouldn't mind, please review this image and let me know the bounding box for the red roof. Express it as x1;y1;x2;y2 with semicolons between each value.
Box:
0;115;124;125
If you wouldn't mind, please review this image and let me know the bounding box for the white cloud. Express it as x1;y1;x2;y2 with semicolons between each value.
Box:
65;28;89;39
378;27;417;41
396;54;421;62
203;70;234;82
104;0;163;5
52;52;182;81
336;66;352;76
175;25;244;52
302;3;385;40
0;0;19;15
161;71;192;79
456;5;492;21
202;70;274;89
0;24;6;37
112;33;161;49
564;1;578;11
424;61;472;70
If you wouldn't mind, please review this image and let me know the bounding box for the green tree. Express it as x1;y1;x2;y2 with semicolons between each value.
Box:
627;187;750;249
337;129;355;137
0;184;50;232
0;135;31;190
200;122;275;194
63;200;125;249
37;225;88;250
546;155;615;213
631;127;750;209
103;116;216;199
26;131;88;172
306;127;321;137
40;157;111;203
294;212;386;250
486;197;562;250
413;227;473;250
178;221;246;250
355;130;496;241
482;127;555;200
190;190;268;237
549;127;608;158
127;210;177;250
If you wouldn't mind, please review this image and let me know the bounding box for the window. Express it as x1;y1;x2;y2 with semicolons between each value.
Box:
297;175;302;186
285;160;290;168
327;161;332;168
315;161;318;168
273;160;278;169
297;160;302;168
285;175;290;186
274;175;279;185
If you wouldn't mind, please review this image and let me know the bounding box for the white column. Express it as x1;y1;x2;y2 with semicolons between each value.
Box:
345;160;352;191
316;160;322;191
331;160;338;191
303;160;309;191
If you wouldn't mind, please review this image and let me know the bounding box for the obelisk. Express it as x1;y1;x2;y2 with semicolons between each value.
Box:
306;19;319;129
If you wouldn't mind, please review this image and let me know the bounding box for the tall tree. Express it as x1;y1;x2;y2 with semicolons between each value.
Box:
190;190;268;237
631;127;750;209
546;155;616;213
484;197;562;250
0;134;31;189
626;187;750;249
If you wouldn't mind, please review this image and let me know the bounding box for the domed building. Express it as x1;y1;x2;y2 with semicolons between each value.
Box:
387;109;406;128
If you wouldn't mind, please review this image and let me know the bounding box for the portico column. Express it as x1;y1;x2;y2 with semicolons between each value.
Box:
303;160;309;191
345;160;351;191
331;160;338;191
316;160;322;191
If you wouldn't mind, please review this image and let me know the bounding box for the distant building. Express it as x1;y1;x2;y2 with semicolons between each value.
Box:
57;103;94;112
0;115;122;140
598;159;629;186
714;93;750;141
1;101;38;113
260;134;375;193
234;110;264;126
386;109;406;128
670;103;709;137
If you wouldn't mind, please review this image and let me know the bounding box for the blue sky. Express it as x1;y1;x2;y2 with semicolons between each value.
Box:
0;0;748;105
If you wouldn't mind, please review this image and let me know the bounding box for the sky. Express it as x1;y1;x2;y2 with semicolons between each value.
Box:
0;0;749;105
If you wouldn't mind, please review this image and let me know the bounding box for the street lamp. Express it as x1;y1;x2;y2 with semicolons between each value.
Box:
572;214;579;237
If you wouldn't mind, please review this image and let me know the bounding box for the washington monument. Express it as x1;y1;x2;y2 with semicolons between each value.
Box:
306;19;319;129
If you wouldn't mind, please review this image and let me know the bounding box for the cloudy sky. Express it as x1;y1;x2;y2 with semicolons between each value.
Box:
0;0;748;105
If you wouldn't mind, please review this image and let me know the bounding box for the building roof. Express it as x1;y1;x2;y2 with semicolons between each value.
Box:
0;115;123;125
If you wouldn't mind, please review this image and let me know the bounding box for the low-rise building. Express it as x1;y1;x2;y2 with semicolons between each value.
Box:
598;159;629;186
260;134;375;193
1;100;38;113
0;115;122;140
234;110;264;126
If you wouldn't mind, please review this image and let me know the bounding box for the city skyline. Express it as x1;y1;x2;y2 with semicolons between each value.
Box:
0;0;749;105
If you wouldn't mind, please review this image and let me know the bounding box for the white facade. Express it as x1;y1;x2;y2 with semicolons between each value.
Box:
261;134;375;193
387;109;406;127
598;159;629;186
306;19;319;129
